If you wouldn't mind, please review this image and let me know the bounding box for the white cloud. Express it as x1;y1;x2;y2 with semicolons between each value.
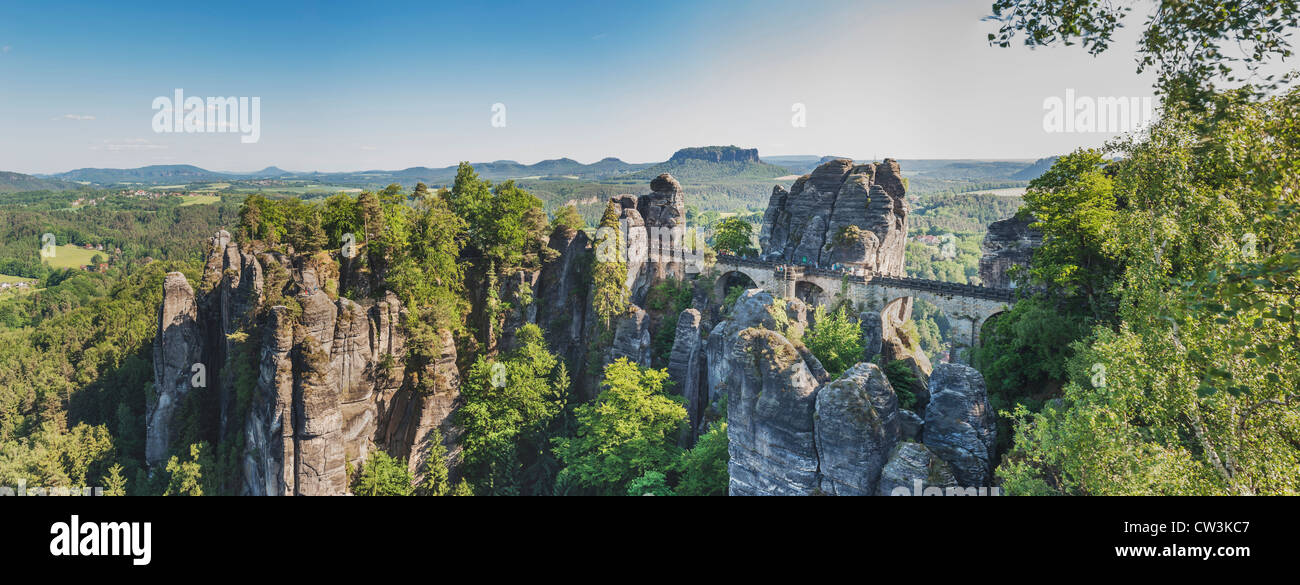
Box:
1;46;10;54
360;145;378;151
55;114;96;121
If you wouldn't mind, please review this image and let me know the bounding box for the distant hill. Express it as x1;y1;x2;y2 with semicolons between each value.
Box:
1008;156;1059;181
51;158;654;188
629;146;788;182
668;145;760;164
0;171;86;193
761;155;1054;181
37;149;1058;191
762;155;823;173
53;164;233;184
238;166;293;177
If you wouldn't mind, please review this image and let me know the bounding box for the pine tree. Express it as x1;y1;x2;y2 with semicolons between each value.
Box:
590;202;628;329
416;429;451;496
102;463;128;496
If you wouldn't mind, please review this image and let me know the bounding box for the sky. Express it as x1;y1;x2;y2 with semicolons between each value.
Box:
0;0;1165;174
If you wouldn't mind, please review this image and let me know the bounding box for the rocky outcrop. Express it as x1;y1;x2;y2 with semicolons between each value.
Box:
293;290;344;496
859;310;883;360
880;308;933;409
712;290;823;496
608;306;652;367
815;363;901;496
923;363;997;486
382;328;461;483
877;442;958;496
759;158;909;274
725;326;821;496
148;272;204;466
978;214;1040;288
534;228;593;370
154;231;464;495
713;291;1004;495
616;174;688;304
666;308;708;437
899;409;924;442
241;305;295;496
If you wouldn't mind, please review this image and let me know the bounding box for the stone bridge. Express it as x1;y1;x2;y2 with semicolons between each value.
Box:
713;256;1015;360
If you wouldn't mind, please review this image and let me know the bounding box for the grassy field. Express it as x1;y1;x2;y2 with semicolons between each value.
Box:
0;273;36;284
42;244;103;269
178;194;222;206
964;187;1028;197
0;273;39;296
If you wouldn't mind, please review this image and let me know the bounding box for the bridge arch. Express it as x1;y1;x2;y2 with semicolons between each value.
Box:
710;258;1015;364
714;269;762;301
862;282;1012;364
794;281;828;306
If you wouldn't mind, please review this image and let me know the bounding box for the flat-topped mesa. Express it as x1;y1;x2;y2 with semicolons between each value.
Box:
668;145;760;164
759;158;908;275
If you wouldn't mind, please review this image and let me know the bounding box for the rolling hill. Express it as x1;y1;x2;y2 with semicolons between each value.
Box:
0;171;87;193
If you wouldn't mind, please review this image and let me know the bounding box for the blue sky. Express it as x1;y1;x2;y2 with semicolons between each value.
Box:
0;0;1160;174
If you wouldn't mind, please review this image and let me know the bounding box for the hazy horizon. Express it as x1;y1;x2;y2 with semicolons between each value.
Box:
31;151;1050;177
1;0;1161;175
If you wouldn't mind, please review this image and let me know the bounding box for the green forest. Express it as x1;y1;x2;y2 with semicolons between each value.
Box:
0;0;1297;497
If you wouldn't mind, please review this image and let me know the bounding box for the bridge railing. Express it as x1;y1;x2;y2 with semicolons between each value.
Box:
714;255;772;270
870;275;1015;302
714;256;1015;302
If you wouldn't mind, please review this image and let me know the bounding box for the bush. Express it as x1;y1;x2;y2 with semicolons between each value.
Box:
805;305;863;377
676;421;729;496
626;471;675;496
883;360;919;410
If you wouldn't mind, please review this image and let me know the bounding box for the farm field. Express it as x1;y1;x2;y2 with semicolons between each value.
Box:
178;194;222;206
42;244;104;269
0;273;39;296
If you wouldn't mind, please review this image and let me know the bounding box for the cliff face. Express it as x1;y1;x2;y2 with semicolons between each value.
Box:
149;230;462;495
759;158;909;274
668;146;760;164
979;214;1041;288
147;272;203;466
667;308;708;436
708;290;822;496
710;291;996;496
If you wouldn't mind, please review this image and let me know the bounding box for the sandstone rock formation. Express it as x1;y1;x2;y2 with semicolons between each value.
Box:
815;363;901;496
922;363;997;486
608;306;652;367
899;409;924;442
713;292;1001;495
150;231;464;495
978;214;1041;288
533;228;594;370
759;158;909;273
666;308;708;437
148;272;204;466
623;173;688;305
241;305;294;496
876;442;958;496
711;290;823;496
667;145;760;164
859;310;883;360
